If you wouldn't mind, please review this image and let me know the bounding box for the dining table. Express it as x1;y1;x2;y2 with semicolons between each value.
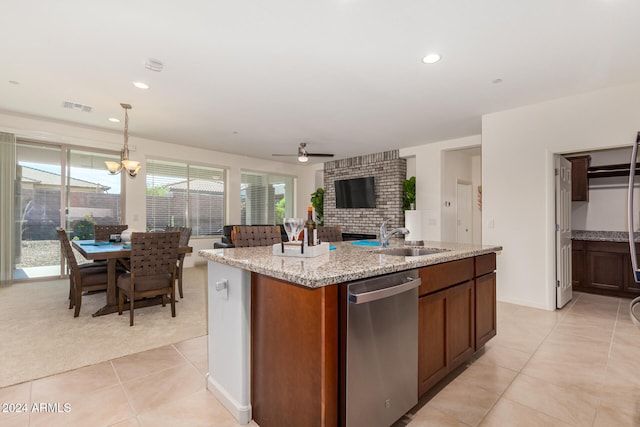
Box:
72;239;193;317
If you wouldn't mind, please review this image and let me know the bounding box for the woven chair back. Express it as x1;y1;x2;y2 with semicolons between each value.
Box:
94;224;128;241
129;232;180;277
56;227;79;271
317;226;343;242
165;226;192;247
233;225;282;247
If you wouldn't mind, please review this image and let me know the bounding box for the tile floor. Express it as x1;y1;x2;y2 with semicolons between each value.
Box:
0;292;638;427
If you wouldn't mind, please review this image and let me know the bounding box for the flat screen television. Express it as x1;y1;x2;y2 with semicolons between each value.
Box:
335;176;376;208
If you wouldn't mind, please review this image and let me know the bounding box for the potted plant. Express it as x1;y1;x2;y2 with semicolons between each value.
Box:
310;187;324;226
403;176;416;210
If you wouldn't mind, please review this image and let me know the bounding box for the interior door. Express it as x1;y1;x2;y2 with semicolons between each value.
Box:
556;156;572;308
456;182;472;244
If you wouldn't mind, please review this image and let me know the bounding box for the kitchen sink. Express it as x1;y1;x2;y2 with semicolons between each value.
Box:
373;247;449;256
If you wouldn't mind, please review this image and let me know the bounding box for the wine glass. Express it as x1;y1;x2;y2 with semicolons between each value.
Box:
289;218;305;242
283;218;295;242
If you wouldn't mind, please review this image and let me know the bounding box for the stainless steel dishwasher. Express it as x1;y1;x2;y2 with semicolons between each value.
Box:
346;269;421;427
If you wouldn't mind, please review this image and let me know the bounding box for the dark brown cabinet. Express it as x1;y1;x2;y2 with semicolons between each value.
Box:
418;289;448;394
417;280;474;395
572;240;640;298
566;155;591;202
417;255;496;397
448;281;475;368
475;253;497;350
572;239;586;288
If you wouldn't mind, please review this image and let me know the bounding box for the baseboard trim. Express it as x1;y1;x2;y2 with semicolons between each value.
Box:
206;373;252;424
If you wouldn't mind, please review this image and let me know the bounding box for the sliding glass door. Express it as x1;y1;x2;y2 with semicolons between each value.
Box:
15;143;63;279
13;141;122;280
66;149;123;236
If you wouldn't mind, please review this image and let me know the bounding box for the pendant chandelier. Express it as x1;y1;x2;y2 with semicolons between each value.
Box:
105;103;141;177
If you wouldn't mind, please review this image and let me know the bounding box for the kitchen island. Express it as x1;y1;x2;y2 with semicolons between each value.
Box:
199;240;502;427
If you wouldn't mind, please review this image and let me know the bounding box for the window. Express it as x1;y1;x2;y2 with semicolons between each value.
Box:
146;159;225;236
240;171;293;225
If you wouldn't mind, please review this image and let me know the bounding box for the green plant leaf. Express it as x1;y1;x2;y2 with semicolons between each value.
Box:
403;176;416;210
310;187;324;226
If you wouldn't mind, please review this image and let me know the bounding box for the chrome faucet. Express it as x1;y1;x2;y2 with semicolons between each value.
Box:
379;219;410;248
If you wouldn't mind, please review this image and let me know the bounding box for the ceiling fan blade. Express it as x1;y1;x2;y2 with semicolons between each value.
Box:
271;154;297;157
306;153;334;157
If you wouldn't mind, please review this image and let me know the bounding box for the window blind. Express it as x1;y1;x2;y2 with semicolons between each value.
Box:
147;159;225;236
240;171;293;225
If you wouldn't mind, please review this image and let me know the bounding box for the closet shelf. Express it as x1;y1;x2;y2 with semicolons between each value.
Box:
588;163;640;179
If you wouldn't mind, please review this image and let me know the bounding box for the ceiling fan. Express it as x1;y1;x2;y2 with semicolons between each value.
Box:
272;142;334;163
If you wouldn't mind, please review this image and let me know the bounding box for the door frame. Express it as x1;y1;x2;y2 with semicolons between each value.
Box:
456;180;473;244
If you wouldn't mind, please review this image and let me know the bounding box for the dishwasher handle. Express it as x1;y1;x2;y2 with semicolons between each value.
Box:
349;277;421;304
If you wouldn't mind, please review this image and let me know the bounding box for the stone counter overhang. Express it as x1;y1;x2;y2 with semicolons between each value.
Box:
572;230;640;243
199;240;503;288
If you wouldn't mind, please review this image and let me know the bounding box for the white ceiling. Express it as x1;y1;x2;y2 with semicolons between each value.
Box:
2;0;640;164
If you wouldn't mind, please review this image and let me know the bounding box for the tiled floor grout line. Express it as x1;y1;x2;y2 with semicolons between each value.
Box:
590;298;625;427
26;380;34;427
109;359;138;426
171;343;197;369
475;302;570;427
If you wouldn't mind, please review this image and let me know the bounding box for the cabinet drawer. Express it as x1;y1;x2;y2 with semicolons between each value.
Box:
419;258;474;296
475;253;496;277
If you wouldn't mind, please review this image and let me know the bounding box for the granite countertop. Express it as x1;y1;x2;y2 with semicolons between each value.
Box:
199;240;502;288
572;230;640;242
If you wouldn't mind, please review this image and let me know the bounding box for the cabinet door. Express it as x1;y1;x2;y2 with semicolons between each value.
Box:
475;272;496;350
448;280;475;370
624;250;640;295
588;250;625;291
572;240;586;289
567;155;590;202
418;291;448;396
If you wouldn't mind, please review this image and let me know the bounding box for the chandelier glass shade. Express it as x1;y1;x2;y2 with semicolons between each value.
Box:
105;103;141;177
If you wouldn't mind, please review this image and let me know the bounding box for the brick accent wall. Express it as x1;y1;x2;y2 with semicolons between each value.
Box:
324;150;406;236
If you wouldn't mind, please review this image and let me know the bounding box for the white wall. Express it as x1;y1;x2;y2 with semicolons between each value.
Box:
406;156;416;179
482;81;640;310
400;135;482;242
0;112;317;267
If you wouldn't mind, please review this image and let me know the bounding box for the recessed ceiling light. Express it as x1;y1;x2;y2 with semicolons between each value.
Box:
133;81;149;89
108;117;120;123
422;53;441;64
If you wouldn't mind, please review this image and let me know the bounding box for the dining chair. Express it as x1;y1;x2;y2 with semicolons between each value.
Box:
56;227;118;317
232;225;282;247
165;226;192;298
89;224;129;268
117;231;180;326
94;224;128;241
317;226;343;242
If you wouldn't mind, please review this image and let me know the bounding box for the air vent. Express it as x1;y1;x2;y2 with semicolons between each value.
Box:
145;58;164;72
62;101;92;113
